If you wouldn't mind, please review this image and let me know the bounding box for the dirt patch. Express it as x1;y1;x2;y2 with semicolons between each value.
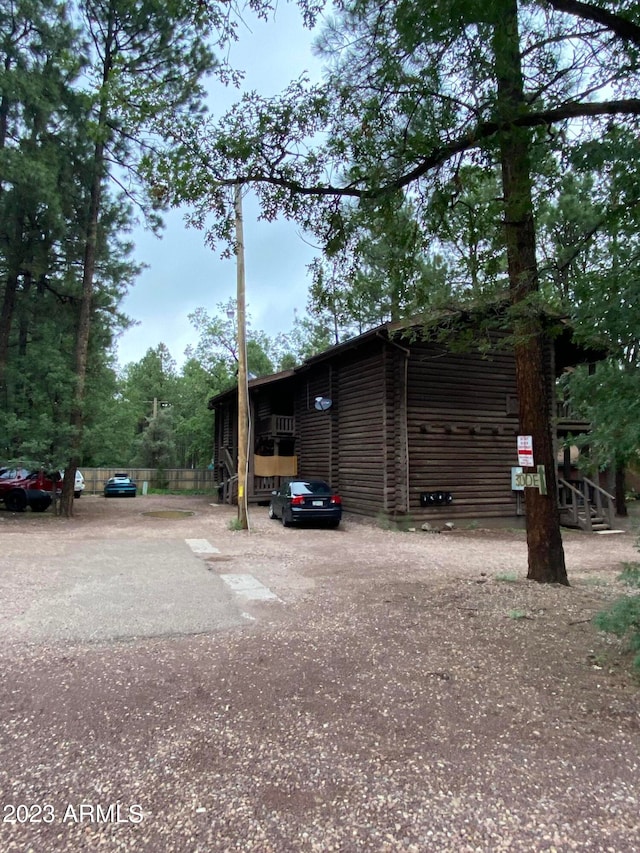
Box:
142;509;196;518
0;495;639;851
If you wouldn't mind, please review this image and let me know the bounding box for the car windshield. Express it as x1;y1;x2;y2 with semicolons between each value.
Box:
290;481;331;495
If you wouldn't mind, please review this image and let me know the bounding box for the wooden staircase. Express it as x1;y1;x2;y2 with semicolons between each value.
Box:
558;477;615;532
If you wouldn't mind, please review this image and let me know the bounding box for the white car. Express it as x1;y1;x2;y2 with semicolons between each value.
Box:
74;470;85;498
60;469;85;498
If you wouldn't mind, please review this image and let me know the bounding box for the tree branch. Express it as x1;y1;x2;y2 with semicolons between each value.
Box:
544;0;640;47
230;98;640;199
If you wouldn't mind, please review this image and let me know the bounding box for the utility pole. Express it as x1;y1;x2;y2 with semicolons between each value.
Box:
144;398;170;419
235;184;249;529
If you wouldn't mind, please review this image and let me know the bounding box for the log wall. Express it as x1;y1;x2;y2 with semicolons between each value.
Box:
295;366;335;485
407;341;520;520
335;346;386;516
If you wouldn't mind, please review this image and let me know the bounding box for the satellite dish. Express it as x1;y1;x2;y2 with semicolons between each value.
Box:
314;396;332;411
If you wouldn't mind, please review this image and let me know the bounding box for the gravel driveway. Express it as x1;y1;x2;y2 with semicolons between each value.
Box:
0;494;639;852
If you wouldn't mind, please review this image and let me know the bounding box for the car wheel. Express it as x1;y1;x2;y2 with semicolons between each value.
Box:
268;504;277;520
281;511;291;527
5;489;28;512
30;496;52;513
74;491;81;498
328;519;340;529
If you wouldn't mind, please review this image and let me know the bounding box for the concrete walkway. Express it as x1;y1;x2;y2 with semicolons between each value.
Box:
1;538;244;643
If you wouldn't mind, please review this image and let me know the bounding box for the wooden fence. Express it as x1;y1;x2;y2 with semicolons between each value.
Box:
80;468;218;495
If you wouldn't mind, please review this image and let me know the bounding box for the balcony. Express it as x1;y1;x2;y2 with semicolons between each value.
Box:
269;414;295;435
556;400;590;434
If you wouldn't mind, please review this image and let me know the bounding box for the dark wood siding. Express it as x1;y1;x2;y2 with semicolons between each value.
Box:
295;366;335;484
407;341;519;520
336;346;386;516
210;324;571;521
378;343;410;516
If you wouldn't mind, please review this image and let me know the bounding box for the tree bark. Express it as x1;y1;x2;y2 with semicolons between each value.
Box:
615;463;628;517
0;270;18;405
493;0;569;584
59;2;115;517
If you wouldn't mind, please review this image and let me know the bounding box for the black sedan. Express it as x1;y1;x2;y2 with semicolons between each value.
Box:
269;479;342;528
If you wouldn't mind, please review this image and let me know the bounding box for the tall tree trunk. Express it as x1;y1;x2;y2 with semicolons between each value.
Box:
493;0;568;584
59;3;115;517
0;208;27;407
615;462;628;517
0;270;18;405
17;271;31;358
59;137;105;516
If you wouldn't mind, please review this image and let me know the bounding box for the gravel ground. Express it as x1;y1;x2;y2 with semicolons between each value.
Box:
0;495;639;853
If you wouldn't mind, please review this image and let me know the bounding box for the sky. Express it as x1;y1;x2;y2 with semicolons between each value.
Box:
115;4;325;370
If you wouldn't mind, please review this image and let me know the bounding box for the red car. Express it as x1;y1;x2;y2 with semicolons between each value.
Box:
0;467;60;512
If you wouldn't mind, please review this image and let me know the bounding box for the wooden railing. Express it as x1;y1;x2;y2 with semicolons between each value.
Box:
216;450;291;505
582;476;615;529
221;447;235;477
271;414;295;435
253;475;290;500
556;400;574;420
217;447;237;505
558;477;615;531
555;399;591;427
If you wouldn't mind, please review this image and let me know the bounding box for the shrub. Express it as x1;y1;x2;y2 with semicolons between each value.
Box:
496;572;519;583
595;549;640;672
618;562;640;589
508;609;528;620
594;596;640;671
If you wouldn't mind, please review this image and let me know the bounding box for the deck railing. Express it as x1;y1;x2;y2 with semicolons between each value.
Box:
558;477;615;531
271;414;295;434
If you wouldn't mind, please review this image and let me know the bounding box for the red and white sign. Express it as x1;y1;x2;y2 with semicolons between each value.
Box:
517;435;534;467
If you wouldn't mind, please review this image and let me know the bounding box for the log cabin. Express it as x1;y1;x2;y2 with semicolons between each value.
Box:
209;315;610;528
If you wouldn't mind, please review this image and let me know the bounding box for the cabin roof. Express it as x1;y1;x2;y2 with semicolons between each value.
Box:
207;311;605;408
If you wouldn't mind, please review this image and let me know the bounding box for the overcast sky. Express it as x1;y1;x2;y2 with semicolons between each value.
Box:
115;4;325;370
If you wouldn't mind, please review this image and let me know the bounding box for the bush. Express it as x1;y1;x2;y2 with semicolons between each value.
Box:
595;557;640;672
595;596;640;671
618;562;640;589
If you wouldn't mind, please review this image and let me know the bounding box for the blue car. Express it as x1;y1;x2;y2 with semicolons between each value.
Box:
104;473;137;498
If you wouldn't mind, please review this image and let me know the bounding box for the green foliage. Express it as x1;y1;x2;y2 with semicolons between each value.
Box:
507;609;528;620
595;596;640;671
375;511;395;530
271;309;333;366
495;572;519;583
561;361;640;471
619;563;640;589
187;299;276;380
395;514;416;532
171;358;216;468
595;535;640;671
304;197;454;339
130;408;177;469
542;126;640;471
